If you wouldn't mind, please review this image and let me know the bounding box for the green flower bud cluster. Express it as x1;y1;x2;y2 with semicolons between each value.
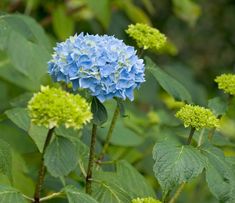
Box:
126;23;167;51
175;104;219;130
28;86;92;129
215;73;235;95
132;197;162;203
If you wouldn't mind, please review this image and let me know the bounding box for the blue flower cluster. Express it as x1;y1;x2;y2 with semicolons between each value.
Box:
48;33;145;102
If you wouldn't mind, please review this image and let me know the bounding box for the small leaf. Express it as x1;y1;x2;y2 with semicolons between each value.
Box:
93;172;131;203
91;97;108;125
116;160;155;198
28;123;48;153
64;185;98;203
5;108;30;131
98;120;144;146
85;0;111;28
0;139;12;182
145;57;192;103
44;136;78;177
0;185;27;203
153;140;205;194
52;6;75;40
208;97;227;117
201;143;235;202
115;98;126;117
172;0;201;27
120;0;151;25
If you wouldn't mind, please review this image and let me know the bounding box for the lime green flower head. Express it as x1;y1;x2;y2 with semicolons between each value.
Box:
175;104;219;130
126;23;167;51
28;86;92;129
215;74;235;95
132;197;161;203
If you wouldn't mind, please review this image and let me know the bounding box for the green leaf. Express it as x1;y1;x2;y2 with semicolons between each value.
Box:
120;0;151;25
98;119;144;147
93;172;131;203
201;144;235;202
64;185;98;203
28;123;48;153
153;140;205;194
172;0;201;27
91;97;108;125
145;56;192;103
0;185;27;203
85;0;111;28
0;139;12;182
44;136;78;177
0;14;50;89
5;107;48;152
116;160;155;198
208;97;227;117
52;6;75;40
5;108;30;131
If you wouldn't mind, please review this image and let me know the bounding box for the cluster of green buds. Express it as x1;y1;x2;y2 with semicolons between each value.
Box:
175;104;219;130
27;86;92;129
215;73;235;95
132;197;162;203
126;23;167;51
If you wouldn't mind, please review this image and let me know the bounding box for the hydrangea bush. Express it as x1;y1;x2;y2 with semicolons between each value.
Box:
1;13;235;203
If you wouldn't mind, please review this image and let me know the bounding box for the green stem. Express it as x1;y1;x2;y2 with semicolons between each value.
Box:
40;192;63;202
208;115;221;140
187;127;195;145
197;129;205;147
169;182;186;203
85;124;97;194
33;127;55;203
98;104;120;161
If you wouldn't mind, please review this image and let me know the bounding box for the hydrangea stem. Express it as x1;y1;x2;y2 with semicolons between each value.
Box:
169;182;186;203
98;104;120;161
86;124;97;194
34;127;55;203
187;127;196;145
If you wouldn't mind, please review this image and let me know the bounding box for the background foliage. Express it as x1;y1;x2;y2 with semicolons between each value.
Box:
0;0;235;203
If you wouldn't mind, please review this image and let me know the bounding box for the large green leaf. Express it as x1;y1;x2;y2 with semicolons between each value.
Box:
116;160;155;198
64;185;98;203
201;144;235;202
0;14;50;90
0;185;27;203
0;139;12;182
153;140;205;194
44;136;78;177
145;57;192;103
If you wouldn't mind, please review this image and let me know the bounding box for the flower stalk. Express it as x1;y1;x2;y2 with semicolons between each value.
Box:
85;124;97;194
33;127;55;203
98;104;120;161
187;127;196;145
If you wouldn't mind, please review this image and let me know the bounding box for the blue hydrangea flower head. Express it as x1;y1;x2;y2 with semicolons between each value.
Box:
48;33;145;102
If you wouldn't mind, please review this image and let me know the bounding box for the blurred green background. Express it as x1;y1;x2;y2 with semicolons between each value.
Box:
0;1;235;203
